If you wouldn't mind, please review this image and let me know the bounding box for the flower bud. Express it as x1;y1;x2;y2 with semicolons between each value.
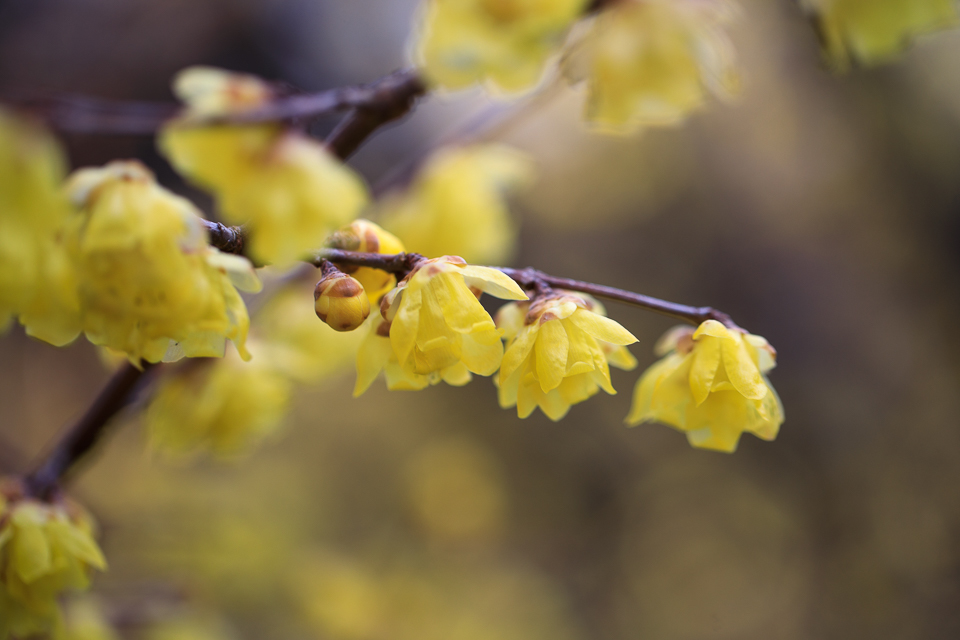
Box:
314;273;370;332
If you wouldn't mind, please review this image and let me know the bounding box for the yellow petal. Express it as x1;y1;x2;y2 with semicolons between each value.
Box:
535;318;569;392
499;324;538;384
389;287;422;366
568;308;637;345
460;265;528;300
720;336;766;400
688;337;721;405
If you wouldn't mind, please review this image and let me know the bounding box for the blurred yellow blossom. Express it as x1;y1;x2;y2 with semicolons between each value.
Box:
160;67;368;265
326;219;405;302
0;488;106;640
61;598;120;640
66;161;259;365
382;256;527;379
0;108;81;346
254;282;363;384
566;0;739;132
415;0;589;93
626;320;783;452
496;292;637;420
801;0;959;67
404;437;507;541
145;352;292;457
380;145;532;264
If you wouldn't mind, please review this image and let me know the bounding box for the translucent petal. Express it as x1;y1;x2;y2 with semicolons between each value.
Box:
720;335;766;400
568;308;637;345
460;265;528;300
535;319;569;392
689;336;721;405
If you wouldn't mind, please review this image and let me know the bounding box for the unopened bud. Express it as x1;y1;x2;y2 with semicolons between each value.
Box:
314;273;370;331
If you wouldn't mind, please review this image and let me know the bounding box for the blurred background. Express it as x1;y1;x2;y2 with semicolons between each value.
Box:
3;0;960;638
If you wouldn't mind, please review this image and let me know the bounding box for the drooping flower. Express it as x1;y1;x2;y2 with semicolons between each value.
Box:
566;0;740;132
66;161;260;365
496;292;637;420
325;219;405;302
800;0;959;67
626;319;783;452
253;282;363;384
0;486;107;640
381;256;528;380
353;307;471;396
415;0;589;93
145;352;292;457
159;66;368;265
0;108;82;346
379;145;532;265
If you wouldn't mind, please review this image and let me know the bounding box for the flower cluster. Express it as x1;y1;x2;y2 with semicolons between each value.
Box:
356;256;528;394
67;162;259;364
626;320;783;452
414;0;740;130
0;484;106;639
496;293;637;420
159;67;369;265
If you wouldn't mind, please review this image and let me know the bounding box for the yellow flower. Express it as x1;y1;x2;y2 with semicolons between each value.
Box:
626;320;783;452
379;145;532;265
0;108;81;346
415;0;589;92
145;352;292;457
353;308;471;396
566;0;739;132
801;0;959;67
326;219;405;302
159;67;368;265
0;490;107;640
382;256;528;379
496;292;637;420
254;282;363;384
66;161;260;365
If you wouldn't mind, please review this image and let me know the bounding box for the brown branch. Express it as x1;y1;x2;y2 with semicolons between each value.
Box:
4;68;425;135
499;267;739;329
324;70;427;158
315;250;739;329
24;362;154;500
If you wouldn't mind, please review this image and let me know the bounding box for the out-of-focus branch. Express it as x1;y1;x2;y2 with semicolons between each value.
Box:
316;250;740;329
4;68;426;135
24;362;154;500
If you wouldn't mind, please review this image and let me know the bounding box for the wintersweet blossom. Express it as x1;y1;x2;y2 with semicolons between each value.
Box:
379;145;532;265
0;108;81;346
354;308;471;396
566;0;739;131
145;352;292;457
801;0;959;67
496;292;637;420
159;67;368;265
0;489;107;640
66;161;259;365
381;256;528;378
415;0;588;92
326;219;405;302
626;320;783;452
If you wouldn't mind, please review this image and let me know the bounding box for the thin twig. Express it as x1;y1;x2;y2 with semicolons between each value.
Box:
499;267;738;329
4;68;425;135
315;250;738;328
24;363;154;500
